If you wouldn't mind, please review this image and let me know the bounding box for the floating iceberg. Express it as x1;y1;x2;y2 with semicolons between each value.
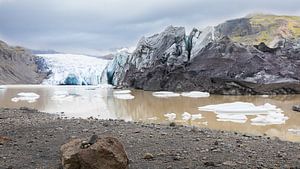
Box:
113;90;134;100
216;114;247;123
198;102;288;125
113;90;132;94
152;91;180;98
181;91;210;98
113;94;135;100
37;54;109;85
11;92;40;103
251;113;288;126
164;112;176;121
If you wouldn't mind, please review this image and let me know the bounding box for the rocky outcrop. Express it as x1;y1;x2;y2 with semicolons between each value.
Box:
60;136;129;169
0;40;47;84
103;14;300;95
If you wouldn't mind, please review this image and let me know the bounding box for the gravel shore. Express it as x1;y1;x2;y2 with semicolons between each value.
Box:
1;108;300;169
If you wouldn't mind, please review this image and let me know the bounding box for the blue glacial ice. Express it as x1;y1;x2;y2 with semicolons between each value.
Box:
36;54;109;85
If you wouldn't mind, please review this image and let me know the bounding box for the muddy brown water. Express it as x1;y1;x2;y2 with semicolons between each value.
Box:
1;85;300;142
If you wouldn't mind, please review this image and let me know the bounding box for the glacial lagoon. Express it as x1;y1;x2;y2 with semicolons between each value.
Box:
1;85;300;142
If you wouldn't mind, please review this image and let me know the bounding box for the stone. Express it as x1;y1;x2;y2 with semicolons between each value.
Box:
0;136;11;145
143;153;154;160
292;105;300;112
60;136;129;169
223;161;237;166
204;161;216;167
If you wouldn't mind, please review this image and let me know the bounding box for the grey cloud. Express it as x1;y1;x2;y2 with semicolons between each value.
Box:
0;0;300;55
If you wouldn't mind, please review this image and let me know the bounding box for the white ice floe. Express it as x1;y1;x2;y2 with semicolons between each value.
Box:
198;102;288;125
288;129;300;135
147;117;158;121
261;95;269;98
152;91;180;98
51;91;74;101
216;114;247;123
181;112;203;121
113;93;135;100
251;113;288;126
181;91;210;98
164;112;176;121
113;90;134;100
113;90;131;94
11;92;40;103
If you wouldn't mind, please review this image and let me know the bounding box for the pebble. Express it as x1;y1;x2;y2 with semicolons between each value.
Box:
204;161;215;166
143;153;154;160
223;161;237;166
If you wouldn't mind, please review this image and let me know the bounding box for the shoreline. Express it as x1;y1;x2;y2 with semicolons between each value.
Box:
1;108;300;168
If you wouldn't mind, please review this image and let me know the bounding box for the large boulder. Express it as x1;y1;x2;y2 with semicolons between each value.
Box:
61;136;129;169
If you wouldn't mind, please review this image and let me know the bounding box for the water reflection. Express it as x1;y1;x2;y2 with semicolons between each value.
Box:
0;85;300;142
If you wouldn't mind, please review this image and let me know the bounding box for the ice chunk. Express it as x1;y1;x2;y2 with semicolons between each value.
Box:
51;91;74;101
198;102;281;115
191;114;203;120
250;112;288;126
216;114;247;123
113;90;131;94
164;112;176;121
181;112;203;121
113;93;135;100
152;91;180;98
11;92;40;103
181;91;210;98
288;129;300;135
113;90;134;100
182;112;191;121
198;102;288;125
147;117;158;121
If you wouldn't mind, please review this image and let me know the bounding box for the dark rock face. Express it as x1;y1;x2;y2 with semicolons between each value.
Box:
0;40;47;84
112;27;300;94
60;137;129;169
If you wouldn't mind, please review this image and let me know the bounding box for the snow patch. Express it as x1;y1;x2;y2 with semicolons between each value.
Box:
181;91;210;98
11;92;40;103
198;102;287;125
152;91;180;98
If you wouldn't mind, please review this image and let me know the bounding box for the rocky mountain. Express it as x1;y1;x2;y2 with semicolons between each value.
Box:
105;14;300;94
0;40;47;84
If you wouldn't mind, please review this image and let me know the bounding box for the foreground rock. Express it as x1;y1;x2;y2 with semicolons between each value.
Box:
0;40;48;84
293;105;300;112
1;108;300;168
61;136;129;169
105;14;300;95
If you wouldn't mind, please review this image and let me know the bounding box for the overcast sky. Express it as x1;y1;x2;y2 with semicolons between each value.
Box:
0;0;300;55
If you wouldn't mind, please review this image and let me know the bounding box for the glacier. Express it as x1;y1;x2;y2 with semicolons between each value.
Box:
36;54;109;85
